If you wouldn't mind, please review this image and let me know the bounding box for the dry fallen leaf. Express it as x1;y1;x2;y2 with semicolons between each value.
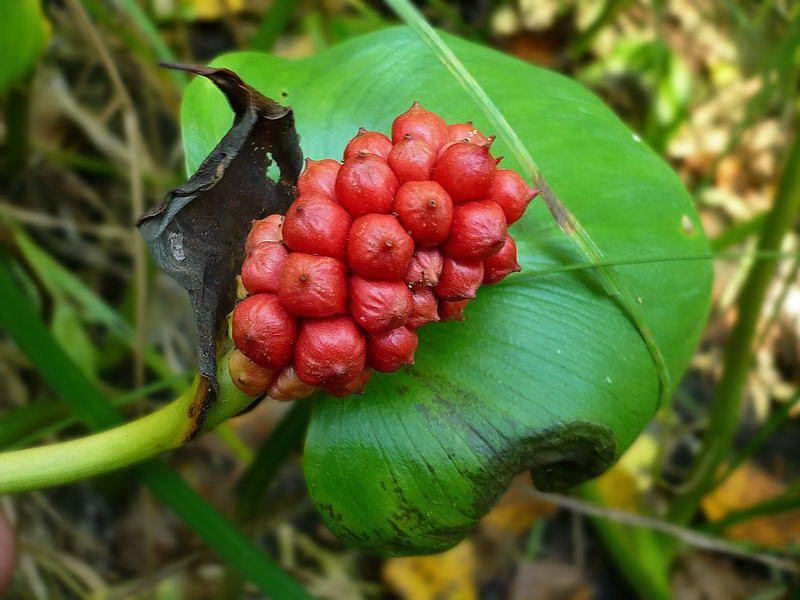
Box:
702;461;800;549
509;560;592;600
382;540;477;600
672;551;777;600
480;473;556;542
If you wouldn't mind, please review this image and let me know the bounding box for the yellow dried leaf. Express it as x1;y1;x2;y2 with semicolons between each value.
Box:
480;474;556;539
185;0;245;21
382;540;477;600
594;433;658;512
702;462;800;549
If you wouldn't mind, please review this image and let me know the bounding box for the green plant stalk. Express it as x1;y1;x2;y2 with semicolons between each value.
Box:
716;390;800;485
234;397;313;521
0;356;251;495
2;80;31;181
580;481;671;599
669;131;800;524
0;372;191;450
386;0;673;409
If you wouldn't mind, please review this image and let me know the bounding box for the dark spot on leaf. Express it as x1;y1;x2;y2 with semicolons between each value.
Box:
138;64;302;433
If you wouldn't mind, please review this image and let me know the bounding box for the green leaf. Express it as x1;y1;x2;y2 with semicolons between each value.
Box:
51;302;97;377
0;0;48;93
180;27;713;555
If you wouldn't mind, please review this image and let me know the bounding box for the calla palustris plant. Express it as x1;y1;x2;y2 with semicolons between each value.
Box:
142;27;711;556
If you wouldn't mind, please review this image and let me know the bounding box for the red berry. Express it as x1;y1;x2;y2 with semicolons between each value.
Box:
387;134;436;182
483;233;521;284
232;294;297;369
447;122;488;145
245;214;283;252
366;326;418;373
343;128;393;160
240;241;287;294
433;257;484;301
433;142;496;203
487;169;537;224
335;153;398;217
282;194;352;260
298;158;340;200
268;366;316;401
347;214;414;279
278;253;348;317
438;299;469;322
324;368;373;397
442;200;507;261
391;101;449;152
349;275;412;334
404;248;443;290
228;349;277;397
394;181;453;247
294;316;366;386
407;288;440;329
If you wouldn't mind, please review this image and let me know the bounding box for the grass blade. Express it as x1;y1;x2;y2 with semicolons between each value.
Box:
0;256;311;600
385;0;672;407
235;398;312;521
249;0;297;51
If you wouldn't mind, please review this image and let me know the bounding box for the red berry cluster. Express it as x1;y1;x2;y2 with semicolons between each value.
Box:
228;102;538;401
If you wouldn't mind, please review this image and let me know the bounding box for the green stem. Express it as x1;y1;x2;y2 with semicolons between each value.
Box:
0;354;253;495
2;79;31;182
668;131;800;524
580;482;671;599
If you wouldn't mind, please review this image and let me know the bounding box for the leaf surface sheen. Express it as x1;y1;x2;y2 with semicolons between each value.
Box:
181;27;712;555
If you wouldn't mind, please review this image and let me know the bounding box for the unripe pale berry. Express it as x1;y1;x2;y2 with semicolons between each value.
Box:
391;101;449;152
324;367;373;397
433;257;484;301
232;294;297;369
404;248;443;290
394;181;453;247
366;326;418;373
268;366;316;401
483;233;521;284
298;158;340;200
387;134;436;182
344;128;393;160
433;141;496;204
438;299;469;322
487;169;538;224
347;214;414;279
447;122;488;145
245;214;284;252
278;253;348;317
349;275;413;333
442;200;507;261
294;316;366;386
407;288;440;329
240;241;287;294
236;275;248;300
282;194;352;260
335;153;398;217
228;349;277;397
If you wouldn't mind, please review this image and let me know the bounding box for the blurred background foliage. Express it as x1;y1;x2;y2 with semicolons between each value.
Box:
0;0;799;598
